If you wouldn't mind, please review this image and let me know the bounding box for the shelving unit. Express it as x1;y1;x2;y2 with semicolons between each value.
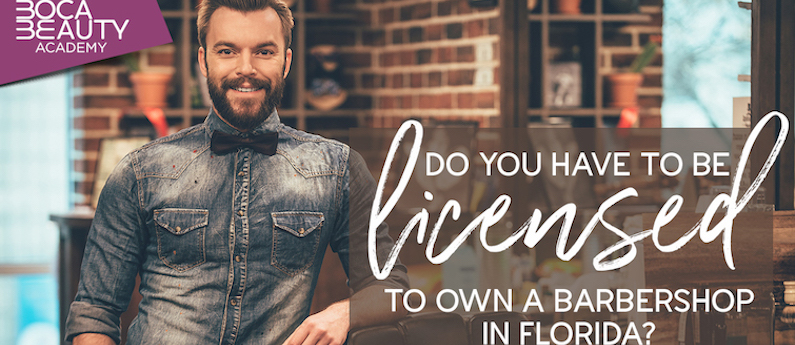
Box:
126;0;364;142
527;0;651;127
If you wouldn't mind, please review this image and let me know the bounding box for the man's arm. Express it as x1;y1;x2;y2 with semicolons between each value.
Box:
282;285;407;345
65;154;145;344
283;148;410;345
72;333;116;345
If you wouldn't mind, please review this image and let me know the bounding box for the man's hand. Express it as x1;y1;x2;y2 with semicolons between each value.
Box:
72;333;116;345
282;299;350;345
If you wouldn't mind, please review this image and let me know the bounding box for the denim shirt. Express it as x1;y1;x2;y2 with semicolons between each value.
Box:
65;110;408;344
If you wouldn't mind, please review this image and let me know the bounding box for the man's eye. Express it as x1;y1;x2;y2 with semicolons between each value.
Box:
257;50;275;56
218;49;233;55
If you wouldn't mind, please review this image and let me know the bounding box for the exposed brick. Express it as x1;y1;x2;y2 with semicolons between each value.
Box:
438;93;452;108
429;71;442;87
84;95;134;108
363;29;386;46
73;95;84;109
416;49;433;64
640;33;663;46
391;73;404;88
411;73;423;88
456;46;475;62
466;20;484;38
427;24;443;41
118;73;132;88
380;96;396;109
448;69;475;86
392;29;405;44
419;95;434;109
458;92;474;108
409;27;424;43
380;52;398;67
400;6;412;21
438;1;453;16
650;53;663;67
74;159;98;174
74;116;111;130
488;17;499;35
476;92;495;108
642;74;662;87
413;2;432;19
73;73;84;87
379;8;395;24
638;95;662;108
400;95;413;109
75;138;101;152
83;72;109;87
400;51;414;65
438;47;454;63
362;73;384;88
457;0;472;14
147;52;174;67
341;53;371;67
358;9;373;26
74;181;93;197
650;13;662;27
446;23;463;39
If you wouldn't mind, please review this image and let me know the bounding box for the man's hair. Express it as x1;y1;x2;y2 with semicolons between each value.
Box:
197;0;294;50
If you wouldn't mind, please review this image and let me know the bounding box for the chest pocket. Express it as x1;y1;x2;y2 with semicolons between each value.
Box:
271;211;324;275
154;208;208;272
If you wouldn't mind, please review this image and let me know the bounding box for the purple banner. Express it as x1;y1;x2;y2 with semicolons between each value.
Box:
1;0;172;85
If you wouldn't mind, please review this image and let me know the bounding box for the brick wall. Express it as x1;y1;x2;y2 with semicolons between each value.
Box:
70;0;663;206
71;45;175;205
601;0;664;127
347;0;502;128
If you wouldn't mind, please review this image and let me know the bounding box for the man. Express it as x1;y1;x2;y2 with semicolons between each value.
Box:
65;0;408;344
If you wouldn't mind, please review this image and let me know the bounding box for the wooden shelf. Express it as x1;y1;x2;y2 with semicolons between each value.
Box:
527;107;624;116
529;13;651;22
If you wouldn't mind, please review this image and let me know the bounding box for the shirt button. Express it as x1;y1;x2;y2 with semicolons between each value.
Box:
238;171;245;177
299;228;305;235
237;210;244;216
235;255;242;262
175;226;181;232
231;299;237;306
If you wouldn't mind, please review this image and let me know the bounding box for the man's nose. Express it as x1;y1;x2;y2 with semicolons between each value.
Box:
235;54;256;76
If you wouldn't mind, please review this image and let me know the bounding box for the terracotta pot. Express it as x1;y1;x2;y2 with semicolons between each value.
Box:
555;0;581;14
606;73;643;108
129;72;173;109
313;0;332;13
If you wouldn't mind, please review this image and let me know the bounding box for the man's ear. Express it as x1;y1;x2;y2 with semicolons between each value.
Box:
283;48;293;79
198;46;208;78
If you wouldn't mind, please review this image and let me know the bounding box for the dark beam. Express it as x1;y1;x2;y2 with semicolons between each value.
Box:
499;0;529;128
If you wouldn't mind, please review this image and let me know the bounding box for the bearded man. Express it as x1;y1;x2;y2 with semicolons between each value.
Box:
65;0;408;344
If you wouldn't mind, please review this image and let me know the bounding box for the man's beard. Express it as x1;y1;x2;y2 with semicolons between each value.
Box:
207;73;284;131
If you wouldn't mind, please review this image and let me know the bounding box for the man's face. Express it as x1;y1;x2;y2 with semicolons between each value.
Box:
199;7;292;131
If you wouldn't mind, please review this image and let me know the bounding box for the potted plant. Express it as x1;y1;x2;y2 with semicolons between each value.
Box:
123;52;173;109
555;0;581;14
606;41;658;108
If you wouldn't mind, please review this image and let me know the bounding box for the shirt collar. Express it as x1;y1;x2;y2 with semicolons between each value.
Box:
204;108;282;138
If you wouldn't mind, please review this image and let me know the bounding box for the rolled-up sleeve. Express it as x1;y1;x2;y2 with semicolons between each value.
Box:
65;153;145;343
330;148;409;293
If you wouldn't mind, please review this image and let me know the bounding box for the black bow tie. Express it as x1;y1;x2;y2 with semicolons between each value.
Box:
210;131;278;155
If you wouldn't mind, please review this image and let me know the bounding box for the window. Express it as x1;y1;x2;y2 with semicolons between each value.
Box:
0;72;72;345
